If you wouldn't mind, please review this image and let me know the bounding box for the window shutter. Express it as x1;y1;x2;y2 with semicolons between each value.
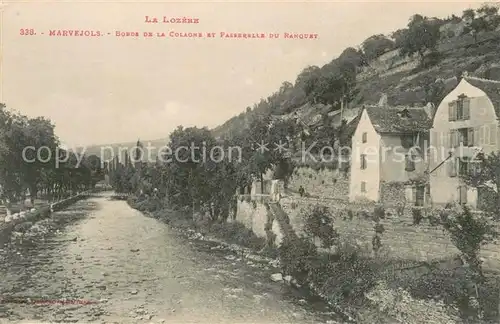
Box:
479;125;485;145
448;102;456;121
463;98;470;120
474;127;480;146
468;128;474;147
448;158;457;177
489;124;497;146
459;186;467;204
448;131;453;148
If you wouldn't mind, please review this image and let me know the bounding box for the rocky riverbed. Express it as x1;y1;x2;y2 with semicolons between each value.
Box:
0;192;342;323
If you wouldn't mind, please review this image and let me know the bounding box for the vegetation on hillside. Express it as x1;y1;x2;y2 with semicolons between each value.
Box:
213;5;500;143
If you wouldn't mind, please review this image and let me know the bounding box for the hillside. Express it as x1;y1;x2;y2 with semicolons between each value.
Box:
78;8;500;161
212;10;500;141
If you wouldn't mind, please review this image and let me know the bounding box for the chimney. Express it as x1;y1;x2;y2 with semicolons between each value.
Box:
424;102;435;119
378;93;388;107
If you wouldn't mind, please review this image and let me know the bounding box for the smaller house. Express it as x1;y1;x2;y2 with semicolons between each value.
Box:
349;98;433;205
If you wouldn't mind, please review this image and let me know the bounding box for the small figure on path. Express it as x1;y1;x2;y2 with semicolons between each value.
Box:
298;185;305;197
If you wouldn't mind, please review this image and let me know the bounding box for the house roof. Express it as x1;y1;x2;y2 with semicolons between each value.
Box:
364;105;433;134
463;76;500;119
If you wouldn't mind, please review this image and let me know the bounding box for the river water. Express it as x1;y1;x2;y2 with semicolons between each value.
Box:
0;192;340;323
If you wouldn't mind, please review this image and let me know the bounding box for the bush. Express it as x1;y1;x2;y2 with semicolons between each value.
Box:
366;281;460;324
396;203;405;217
279;236;318;284
373;205;385;221
412;208;423;225
303;205;338;248
315;239;378;308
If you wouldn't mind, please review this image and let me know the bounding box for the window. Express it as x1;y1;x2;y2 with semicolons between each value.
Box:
448;95;470;121
362;132;367;143
458;157;481;178
405;153;415;172
360;154;367;170
361;181;366;193
450;128;475;147
482;124;498;146
458;158;469;177
458;128;470;146
400;135;413;149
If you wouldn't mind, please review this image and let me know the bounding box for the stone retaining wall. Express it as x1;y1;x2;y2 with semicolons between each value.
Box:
279;196;500;271
234;197;284;247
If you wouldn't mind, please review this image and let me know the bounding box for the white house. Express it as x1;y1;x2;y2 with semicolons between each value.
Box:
349;98;433;204
429;73;500;208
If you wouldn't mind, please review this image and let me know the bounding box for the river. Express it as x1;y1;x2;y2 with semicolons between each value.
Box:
0;192;340;323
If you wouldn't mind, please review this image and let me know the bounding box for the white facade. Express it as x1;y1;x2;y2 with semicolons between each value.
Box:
349;109;381;202
429;77;500;208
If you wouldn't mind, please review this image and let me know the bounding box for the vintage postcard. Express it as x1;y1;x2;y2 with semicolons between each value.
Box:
1;0;500;323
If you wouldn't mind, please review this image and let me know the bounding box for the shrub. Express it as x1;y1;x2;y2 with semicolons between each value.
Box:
303;205;338;249
440;206;499;320
412;208;423;225
396;203;405;217
373;205;385;221
366;281;460;324
316;239;378;308
278;236;318;284
358;210;370;219
347;209;354;220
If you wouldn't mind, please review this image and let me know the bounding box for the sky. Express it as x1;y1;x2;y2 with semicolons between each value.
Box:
0;0;495;147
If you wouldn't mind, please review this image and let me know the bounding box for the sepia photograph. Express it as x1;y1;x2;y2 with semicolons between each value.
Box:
1;0;500;323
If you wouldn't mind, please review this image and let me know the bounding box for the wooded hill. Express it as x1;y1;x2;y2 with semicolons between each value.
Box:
212;7;500;145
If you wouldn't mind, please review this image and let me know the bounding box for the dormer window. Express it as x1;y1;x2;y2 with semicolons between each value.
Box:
397;108;411;118
448;94;470;121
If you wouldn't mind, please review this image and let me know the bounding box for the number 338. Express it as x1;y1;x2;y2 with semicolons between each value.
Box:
20;29;35;35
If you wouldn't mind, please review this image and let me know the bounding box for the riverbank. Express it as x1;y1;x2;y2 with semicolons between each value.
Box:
126;194;500;324
126;194;351;323
0;189;104;247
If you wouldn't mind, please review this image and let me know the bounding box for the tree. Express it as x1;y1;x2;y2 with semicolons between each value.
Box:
462;5;500;42
422;77;447;107
391;28;408;48
399;15;441;60
462;8;475;21
361;34;395;61
463;151;500;215
439;205;497;319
